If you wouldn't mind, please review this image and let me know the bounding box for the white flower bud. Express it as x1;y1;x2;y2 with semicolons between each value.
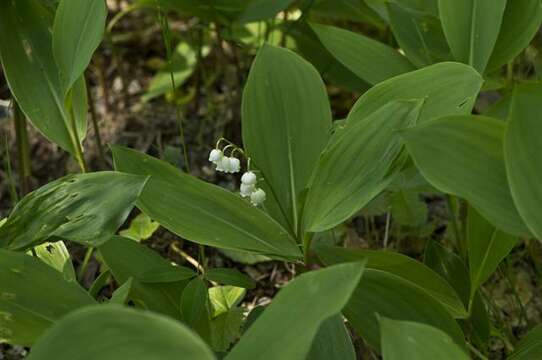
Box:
229;157;241;173
216;156;230;172
241;171;257;185
240;183;255;197
209;149;223;163
250;188;266;206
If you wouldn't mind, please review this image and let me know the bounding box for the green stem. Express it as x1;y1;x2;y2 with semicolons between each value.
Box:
78;247;94;281
13;101;31;195
466;342;488;360
303;232;313;265
157;7;190;173
86;74;106;166
3;134;18;206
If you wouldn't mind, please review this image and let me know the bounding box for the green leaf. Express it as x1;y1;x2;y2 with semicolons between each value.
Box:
289;22;370;92
438;0;507;73
242;44;331;235
99;236;187;319
386;2;451;67
210;307;244;352
505;84;542;240
303;100;422;232
0;172;147;250
112;146;301;261
315;246;467;318
488;0;542;71
119;213;160;242
509;324;542;360
348;62;483;124
30;241;73;276
0;0;86;154
218;248;271;265
226;262;365;360
311;23;415;85
0;249;95;346
205;268;255;289
209;286;246;317
27;305;215;360
239;0;295;23
316;248;466;350
52;0;107;94
402;115;530;236
308;314;356;360
308;0;386;27
467;206;517;294
143;42;210;102
110;278;133;305
380;317;469;360
181;277;211;339
390;190;428;226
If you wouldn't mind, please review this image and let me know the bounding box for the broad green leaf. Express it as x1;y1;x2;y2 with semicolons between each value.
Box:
424;241;470;306
119;213;160;242
209;286;246;317
0;0;86;154
402;115;530;236
205;268;255;289
317;248;466;350
181;277;211;339
467;206;517;294
380;318;469;360
210;307;244;352
390;190;427;226
505;84;542;240
137;0;246;23
488;0;542;71
226;262;365;360
143;42;210;102
348;62;483;124
219;249;270;265
27;305;215;360
311;23;415;85
0;172;147;250
52;0;107;94
110;278;133;305
239;0;295;23
303;100;422;232
0;249;95;346
509;324;542;360
112;146;301;261
307;0;385;27
30;241;72;275
308;314;356;360
99;236;188;319
242;44;331;235
424;241;491;345
386;2;450;67
438;0;507;73
289;22;370;92
315;246;467;318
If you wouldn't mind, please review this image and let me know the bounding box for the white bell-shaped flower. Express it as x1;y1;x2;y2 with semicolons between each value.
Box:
241;171;257;185
250;188;266;206
216;156;230;172
209;149;223;163
229;157;241;173
240;183;255;197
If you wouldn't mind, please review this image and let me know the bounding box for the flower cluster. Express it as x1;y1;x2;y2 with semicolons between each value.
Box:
209;143;266;206
208;149;240;173
240;171;266;206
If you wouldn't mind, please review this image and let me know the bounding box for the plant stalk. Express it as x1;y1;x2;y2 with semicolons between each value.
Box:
13;101;31;195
